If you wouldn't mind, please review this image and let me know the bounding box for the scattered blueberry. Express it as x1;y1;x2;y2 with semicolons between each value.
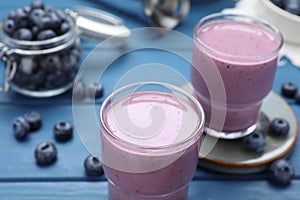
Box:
84;154;104;176
295;90;300;104
281;82;298;98
242;131;266;153
13;117;30;141
269;118;290;137
88;82;104;99
269;159;295;185
34;142;57;166
53;121;73;142
24;111;42;132
73;81;86;100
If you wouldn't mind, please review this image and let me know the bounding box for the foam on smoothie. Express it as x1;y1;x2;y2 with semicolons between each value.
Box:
101;91;202;173
196;21;279;63
104;91;200;148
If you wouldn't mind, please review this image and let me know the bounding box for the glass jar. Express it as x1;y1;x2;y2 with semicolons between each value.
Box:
0;6;130;97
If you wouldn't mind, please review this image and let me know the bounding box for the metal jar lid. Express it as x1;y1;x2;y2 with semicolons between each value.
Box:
67;6;131;40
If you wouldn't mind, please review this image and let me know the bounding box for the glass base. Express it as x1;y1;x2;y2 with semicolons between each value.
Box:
204;123;257;140
10;82;73;98
108;181;189;200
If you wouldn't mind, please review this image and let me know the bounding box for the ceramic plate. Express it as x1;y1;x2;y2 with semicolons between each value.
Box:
197;91;298;174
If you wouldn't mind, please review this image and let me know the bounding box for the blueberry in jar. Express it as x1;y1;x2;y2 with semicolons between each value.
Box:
3;19;16;34
13;28;33;40
34;142;57;166
37;29;56;40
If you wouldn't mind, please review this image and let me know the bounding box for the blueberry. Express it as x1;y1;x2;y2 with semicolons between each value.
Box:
45;70;67;89
281;82;298;98
23;6;32;14
34;142;57;166
37;29;56;40
84;154;104;176
42;54;62;72
269;118;290;137
24;111;42;131
53;121;73;142
29;70;46;87
61;53;78;71
284;0;300;15
88;82;104;99
271;0;284;8
59;22;71;35
13;116;30;141
295;90;300;104
31;0;45;10
3;19;16;34
270;159;294;185
13;71;31;85
47;11;62;29
36;16;54;30
29;8;46;23
242;131;266;153
73;81;86;100
19;58;36;75
55;10;68;23
13;28;33;40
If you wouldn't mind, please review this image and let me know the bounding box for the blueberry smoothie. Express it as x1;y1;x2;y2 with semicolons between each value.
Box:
100;83;204;200
191;14;283;135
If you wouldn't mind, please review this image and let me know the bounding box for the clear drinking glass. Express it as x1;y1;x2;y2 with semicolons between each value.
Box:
191;13;283;139
100;82;205;200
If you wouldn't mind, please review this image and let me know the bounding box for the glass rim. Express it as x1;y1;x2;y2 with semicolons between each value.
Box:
193;12;284;61
100;81;205;150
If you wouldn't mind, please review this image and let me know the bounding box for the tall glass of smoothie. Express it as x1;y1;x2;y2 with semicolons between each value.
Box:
100;82;205;200
191;13;283;139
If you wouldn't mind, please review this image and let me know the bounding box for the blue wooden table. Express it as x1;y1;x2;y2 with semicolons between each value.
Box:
0;0;300;199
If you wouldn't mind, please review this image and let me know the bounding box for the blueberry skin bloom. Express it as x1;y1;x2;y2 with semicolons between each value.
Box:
84;155;104;176
270;159;295;185
53;121;73;142
242;131;266;153
269;118;290;137
13;116;30;141
24;111;42;132
34;142;57;166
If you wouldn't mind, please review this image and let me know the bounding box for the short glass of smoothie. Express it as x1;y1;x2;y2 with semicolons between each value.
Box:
191;13;283;139
100;82;205;200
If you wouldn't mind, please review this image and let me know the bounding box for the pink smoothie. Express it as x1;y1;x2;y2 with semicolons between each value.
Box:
191;20;281;132
100;91;203;200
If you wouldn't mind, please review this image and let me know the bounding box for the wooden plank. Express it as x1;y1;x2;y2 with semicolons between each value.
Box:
0;180;299;200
